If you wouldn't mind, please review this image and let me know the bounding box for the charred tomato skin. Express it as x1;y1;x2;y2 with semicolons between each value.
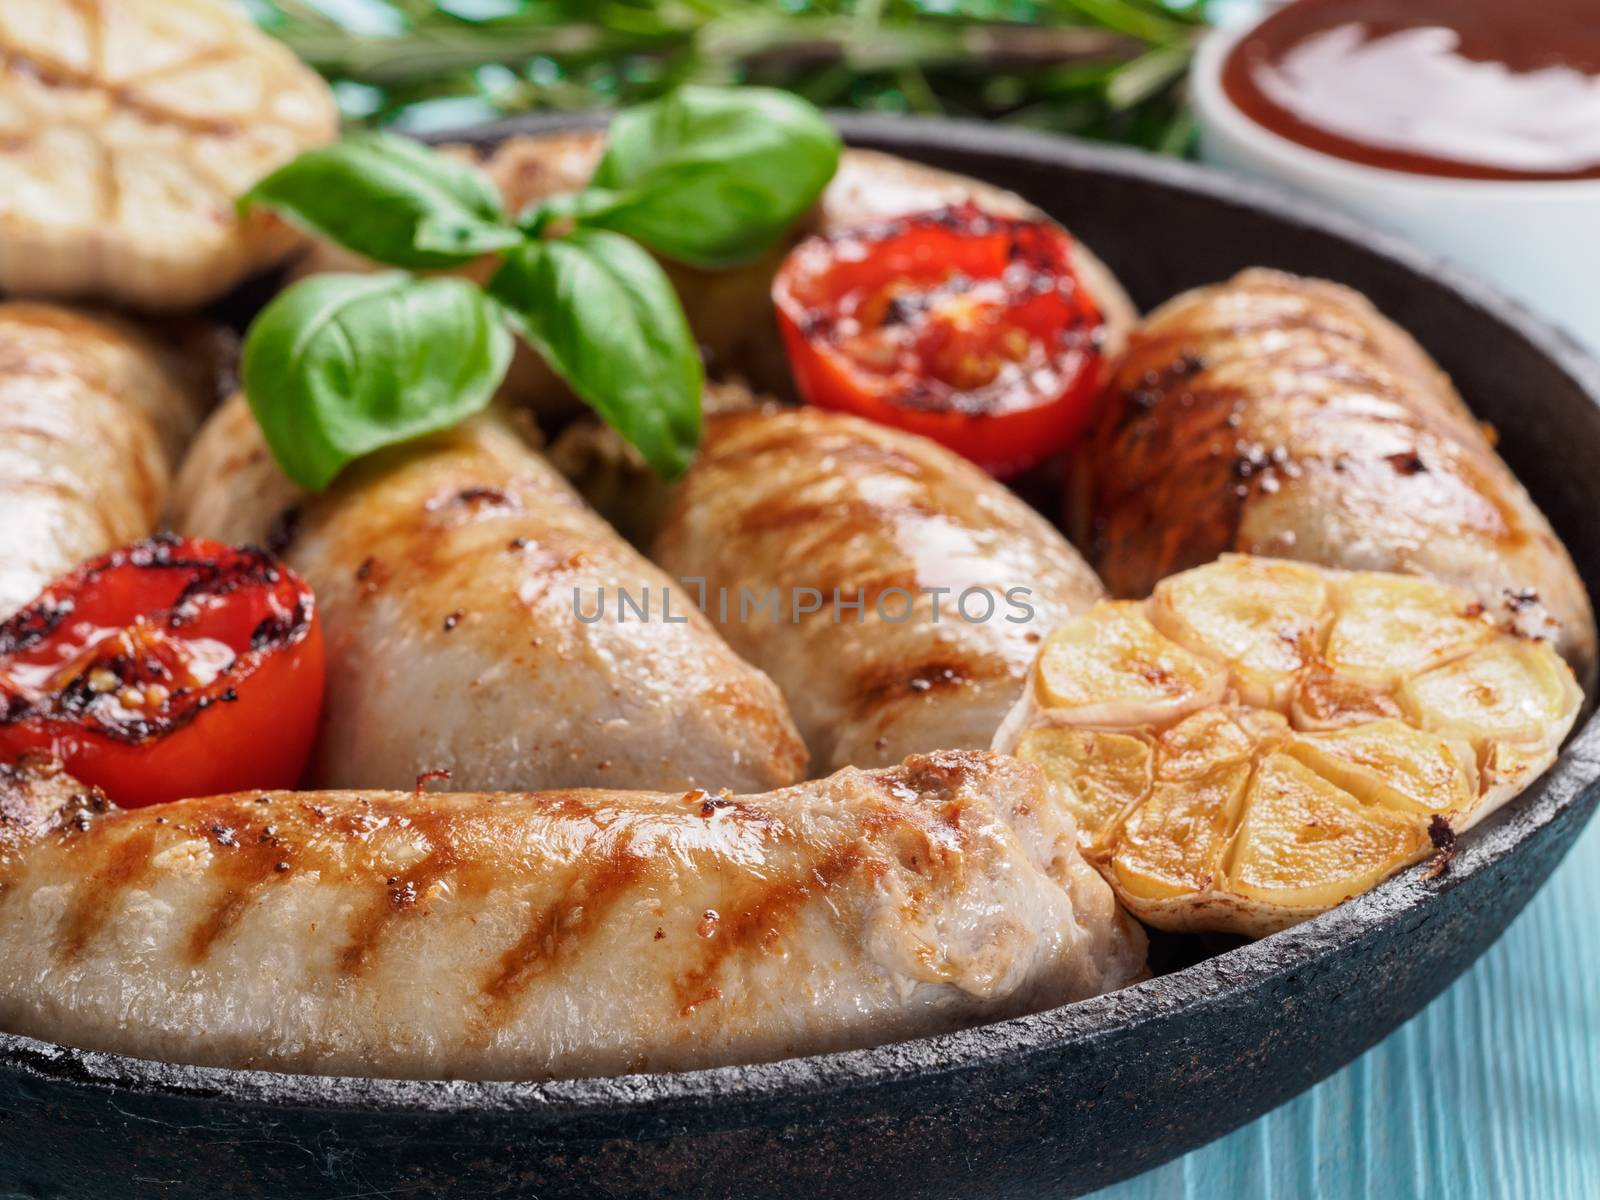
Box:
0;535;325;807
773;202;1106;477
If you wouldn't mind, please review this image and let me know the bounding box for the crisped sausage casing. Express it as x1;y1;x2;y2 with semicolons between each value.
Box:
654;408;1106;771
1079;269;1595;688
0;302;214;616
0;752;1145;1079
172;396;806;794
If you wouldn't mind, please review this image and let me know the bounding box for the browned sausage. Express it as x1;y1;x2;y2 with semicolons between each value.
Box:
172;396;808;794
0;302;214;615
0;751;1145;1079
1078;269;1596;688
653;407;1106;771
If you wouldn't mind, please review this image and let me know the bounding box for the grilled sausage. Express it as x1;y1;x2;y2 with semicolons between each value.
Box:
171;396;807;793
0;302;213;616
292;139;1136;418
1078;269;1597;689
0;752;1146;1079
653;407;1107;771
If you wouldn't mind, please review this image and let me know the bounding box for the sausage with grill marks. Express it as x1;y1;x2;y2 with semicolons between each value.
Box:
0;302;214;616
1077;269;1597;690
0;752;1146;1080
652;407;1107;771
171;395;807;794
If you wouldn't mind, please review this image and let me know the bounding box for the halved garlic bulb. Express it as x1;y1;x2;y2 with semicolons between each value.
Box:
997;555;1581;937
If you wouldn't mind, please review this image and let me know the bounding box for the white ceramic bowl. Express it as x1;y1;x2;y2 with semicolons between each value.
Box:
1191;20;1600;352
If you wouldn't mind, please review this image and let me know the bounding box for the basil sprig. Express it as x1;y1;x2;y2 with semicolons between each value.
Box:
242;135;522;268
491;231;702;478
242;273;513;491
239;86;840;489
554;87;842;269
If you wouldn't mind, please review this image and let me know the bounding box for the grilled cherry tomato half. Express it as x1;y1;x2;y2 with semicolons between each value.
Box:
0;536;324;807
773;202;1107;477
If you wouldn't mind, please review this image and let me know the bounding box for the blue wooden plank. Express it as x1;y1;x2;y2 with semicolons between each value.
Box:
1092;815;1600;1200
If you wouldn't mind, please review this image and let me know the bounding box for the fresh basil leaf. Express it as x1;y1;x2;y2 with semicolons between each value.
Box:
518;189;619;238
242;134;521;268
575;86;841;269
489;230;702;477
242;272;513;490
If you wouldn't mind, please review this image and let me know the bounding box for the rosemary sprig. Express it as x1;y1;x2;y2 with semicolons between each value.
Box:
246;0;1208;152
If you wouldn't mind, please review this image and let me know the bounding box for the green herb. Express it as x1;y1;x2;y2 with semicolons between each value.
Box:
570;86;842;268
490;231;703;476
240;85;838;488
243;134;521;268
247;1;1207;154
242;273;513;490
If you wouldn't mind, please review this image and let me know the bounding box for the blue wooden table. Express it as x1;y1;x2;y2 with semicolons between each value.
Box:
1092;813;1600;1199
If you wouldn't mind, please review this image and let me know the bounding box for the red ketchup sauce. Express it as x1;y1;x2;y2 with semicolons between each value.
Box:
1222;0;1600;181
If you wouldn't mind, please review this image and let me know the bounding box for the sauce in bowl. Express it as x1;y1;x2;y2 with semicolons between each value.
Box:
1222;0;1600;181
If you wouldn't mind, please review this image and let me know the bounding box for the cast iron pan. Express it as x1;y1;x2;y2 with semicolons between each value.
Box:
3;114;1599;1200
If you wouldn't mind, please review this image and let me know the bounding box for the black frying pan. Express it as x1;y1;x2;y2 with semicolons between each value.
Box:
3;114;1598;1200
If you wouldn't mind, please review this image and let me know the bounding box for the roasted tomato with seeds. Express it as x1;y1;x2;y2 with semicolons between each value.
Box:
0;536;324;807
773;202;1107;477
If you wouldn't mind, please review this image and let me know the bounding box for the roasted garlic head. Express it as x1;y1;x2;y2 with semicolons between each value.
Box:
0;0;337;310
996;555;1582;937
